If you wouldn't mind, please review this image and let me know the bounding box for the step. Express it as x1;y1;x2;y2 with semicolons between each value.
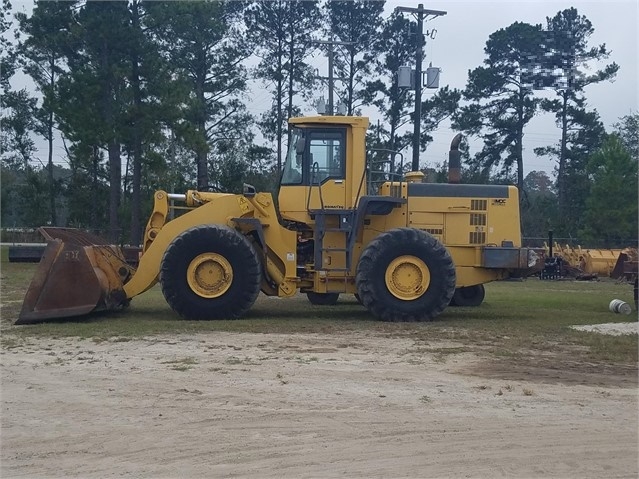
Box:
324;227;352;233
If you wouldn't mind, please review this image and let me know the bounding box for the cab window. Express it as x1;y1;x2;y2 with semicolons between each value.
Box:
308;130;345;184
281;128;304;185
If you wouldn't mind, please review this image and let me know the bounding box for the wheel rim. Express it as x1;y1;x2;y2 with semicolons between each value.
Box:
384;255;430;300
186;253;233;299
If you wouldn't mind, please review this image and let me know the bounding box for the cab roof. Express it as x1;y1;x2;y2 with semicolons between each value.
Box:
288;115;369;128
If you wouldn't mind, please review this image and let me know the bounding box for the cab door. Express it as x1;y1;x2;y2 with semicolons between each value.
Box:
278;127;348;223
305;128;347;212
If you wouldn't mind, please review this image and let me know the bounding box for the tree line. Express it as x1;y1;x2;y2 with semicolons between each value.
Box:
1;0;637;248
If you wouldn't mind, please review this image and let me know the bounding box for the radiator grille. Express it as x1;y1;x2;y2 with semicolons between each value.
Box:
470;231;486;244
390;185;403;197
470;213;486;226
471;199;487;211
425;228;443;235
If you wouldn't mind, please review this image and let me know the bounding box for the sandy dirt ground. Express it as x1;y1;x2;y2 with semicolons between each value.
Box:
1;331;637;478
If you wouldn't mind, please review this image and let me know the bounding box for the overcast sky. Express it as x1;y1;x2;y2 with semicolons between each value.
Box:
418;1;638;175
374;0;638;175
9;0;639;178
293;0;637;176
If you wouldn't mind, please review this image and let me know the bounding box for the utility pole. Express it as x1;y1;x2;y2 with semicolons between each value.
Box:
396;4;446;171
313;39;352;115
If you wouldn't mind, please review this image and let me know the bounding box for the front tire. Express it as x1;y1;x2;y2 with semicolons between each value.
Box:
449;284;485;307
356;228;456;322
160;225;261;320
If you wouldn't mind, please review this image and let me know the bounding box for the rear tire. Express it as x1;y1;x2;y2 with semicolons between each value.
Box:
356;228;455;322
160;225;261;320
306;292;340;305
450;284;486;307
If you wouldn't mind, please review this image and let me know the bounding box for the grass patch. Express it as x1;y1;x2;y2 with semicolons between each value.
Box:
0;335;26;350
1;252;637;371
161;357;198;371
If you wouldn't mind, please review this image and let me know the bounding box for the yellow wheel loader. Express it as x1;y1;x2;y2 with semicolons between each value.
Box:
17;115;537;325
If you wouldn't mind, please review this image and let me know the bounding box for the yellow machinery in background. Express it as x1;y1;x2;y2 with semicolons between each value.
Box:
543;242;625;277
18;116;537;325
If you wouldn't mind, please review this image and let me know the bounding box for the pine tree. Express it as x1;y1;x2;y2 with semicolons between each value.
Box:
538;8;619;221
147;1;252;190
1;89;37;171
581;134;638;247
0;0;15;97
324;0;385;115
453;22;545;191
535;107;606;236
121;0;182;245
521;170;557;238
55;1;132;241
245;0;320;173
420;86;461;156
15;0;76;226
612;113;638;162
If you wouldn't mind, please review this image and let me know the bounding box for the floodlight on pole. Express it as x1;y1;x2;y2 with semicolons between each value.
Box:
395;4;447;172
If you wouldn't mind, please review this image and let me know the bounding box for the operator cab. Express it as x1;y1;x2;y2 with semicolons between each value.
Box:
278;116;369;225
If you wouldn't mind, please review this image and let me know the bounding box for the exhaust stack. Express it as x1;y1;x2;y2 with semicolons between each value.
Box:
448;133;462;184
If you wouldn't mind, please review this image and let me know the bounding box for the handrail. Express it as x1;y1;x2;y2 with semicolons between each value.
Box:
355;155;368;208
365;149;405;198
306;161;325;212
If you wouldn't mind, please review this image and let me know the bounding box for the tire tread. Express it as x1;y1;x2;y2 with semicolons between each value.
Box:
160;225;261;320
356;228;455;322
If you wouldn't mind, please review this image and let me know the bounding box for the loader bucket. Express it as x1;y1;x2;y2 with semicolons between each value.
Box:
16;228;134;325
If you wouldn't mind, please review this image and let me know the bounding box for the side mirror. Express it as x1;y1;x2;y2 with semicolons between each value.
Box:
242;183;256;198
